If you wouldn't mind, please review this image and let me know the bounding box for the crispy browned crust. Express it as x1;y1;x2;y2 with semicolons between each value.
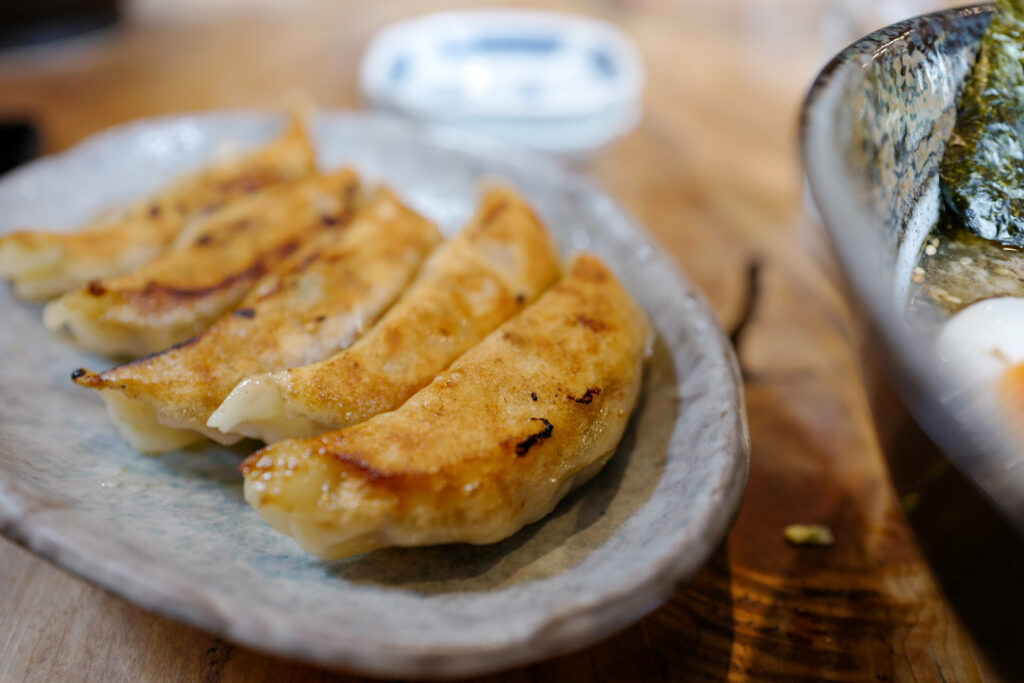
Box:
240;254;652;558
215;186;562;440
73;188;441;443
0;111;317;300
44;170;360;356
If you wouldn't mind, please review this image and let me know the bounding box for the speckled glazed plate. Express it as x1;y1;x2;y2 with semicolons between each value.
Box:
0;112;749;678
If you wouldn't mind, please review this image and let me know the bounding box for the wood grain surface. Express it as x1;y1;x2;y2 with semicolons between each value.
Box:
0;0;1006;680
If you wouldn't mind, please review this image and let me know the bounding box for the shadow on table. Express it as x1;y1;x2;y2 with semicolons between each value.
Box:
645;542;737;681
718;368;926;680
870;370;1024;682
731;361;1024;681
469;542;738;682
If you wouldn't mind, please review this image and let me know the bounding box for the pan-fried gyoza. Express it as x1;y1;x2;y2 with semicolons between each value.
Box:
72;188;441;452
17;110;655;561
208;187;561;443
44;170;360;357
240;254;652;559
0;111;317;301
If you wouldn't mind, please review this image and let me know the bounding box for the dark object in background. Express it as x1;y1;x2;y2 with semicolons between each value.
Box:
0;0;120;50
0;121;40;175
865;360;1024;681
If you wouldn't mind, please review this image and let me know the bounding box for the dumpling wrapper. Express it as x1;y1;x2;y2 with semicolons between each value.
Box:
44;169;360;357
240;254;652;559
209;187;561;442
72;188;441;453
0;111;316;301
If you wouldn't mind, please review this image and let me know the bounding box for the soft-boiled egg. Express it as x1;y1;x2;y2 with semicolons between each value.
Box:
935;297;1024;422
935;297;1024;386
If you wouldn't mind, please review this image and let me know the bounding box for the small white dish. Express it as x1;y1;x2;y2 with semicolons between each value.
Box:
360;10;645;160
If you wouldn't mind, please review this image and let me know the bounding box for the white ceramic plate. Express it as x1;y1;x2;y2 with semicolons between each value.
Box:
0;111;748;678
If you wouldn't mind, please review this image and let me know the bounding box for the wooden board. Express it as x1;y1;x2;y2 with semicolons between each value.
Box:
0;0;1004;680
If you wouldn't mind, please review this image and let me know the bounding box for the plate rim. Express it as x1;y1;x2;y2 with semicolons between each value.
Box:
0;109;749;678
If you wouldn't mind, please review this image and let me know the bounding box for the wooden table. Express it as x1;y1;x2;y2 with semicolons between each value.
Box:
0;0;1008;680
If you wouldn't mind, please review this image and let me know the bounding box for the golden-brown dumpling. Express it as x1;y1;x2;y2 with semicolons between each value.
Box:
240;254;652;559
44;170;360;357
0;111;317;300
208;187;561;442
72;188;441;453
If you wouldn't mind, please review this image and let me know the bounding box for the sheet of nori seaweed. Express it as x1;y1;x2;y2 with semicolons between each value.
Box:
940;0;1024;245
